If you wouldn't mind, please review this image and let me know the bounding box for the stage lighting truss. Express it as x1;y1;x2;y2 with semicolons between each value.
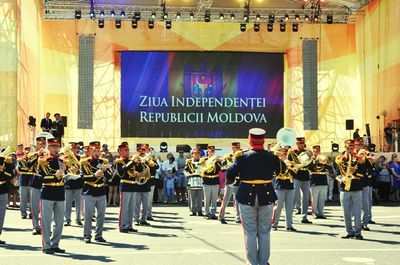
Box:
43;0;371;25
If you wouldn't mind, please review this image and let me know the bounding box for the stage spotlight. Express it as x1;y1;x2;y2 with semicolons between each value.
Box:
90;8;95;19
231;13;235;20
240;23;246;32
204;11;210;22
190;12;194;19
268;14;275;23
176;12;181;19
75;10;81;19
148;20;154;29
134;12;141;20
295;14;300;21
219;13;224;20
120;10;125;18
98;19;104;28
331;143;339;152
160;142;168;153
327;14;333;24
131;19;138;29
280;22;286;32
243;13;248;22
284;14;289;21
313;15;319;22
115;19;121;29
368;143;376;152
305;15;310;22
254;23;260;32
110;10;115;17
100;10;105;17
166;20;172;29
151;11;156;19
163;12;168;19
292;23;298;32
256;14;261;21
267;23;273;32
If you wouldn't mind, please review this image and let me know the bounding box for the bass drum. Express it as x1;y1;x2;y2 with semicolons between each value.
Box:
188;175;203;189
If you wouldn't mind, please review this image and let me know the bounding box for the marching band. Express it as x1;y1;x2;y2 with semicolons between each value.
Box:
0;128;382;264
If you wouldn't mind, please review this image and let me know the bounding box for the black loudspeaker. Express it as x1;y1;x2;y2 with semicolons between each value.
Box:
176;144;191;153
345;119;354;130
196;144;208;150
61;116;68;127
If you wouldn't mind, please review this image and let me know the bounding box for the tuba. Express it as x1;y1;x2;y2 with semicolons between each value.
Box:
0;146;15;165
271;127;297;152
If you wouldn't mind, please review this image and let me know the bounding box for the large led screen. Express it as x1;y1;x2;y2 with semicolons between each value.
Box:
121;51;284;138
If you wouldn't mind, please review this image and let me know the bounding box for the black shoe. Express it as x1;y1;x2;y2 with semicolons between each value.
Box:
355;234;364;240
272;226;278;231
22;216;27;219
219;219;227;224
368;220;376;224
76;221;83;226
301;219;312;224
361;225;370;231
210;215;218;220
119;229;128;233
84;237;91;243
205;213;211;218
95;237;107;243
341;234;354;239
51;247;65;253
286;227;297;232
197;212;204;216
190;212;196;216
0;240;5;244
140;221;151;226
32;229;41;235
127;228;138;232
296;209;301;215
320;215;327;219
64;221;71;227
147;216;154;221
42;249;55;254
235;219;241;224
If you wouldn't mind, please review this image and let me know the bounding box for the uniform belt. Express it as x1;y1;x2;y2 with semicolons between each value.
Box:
311;172;326;175
276;175;292;180
85;182;104;188
298;168;308;171
43;182;64;187
120;179;136;184
241;180;272;184
0;180;7;185
203;174;219;179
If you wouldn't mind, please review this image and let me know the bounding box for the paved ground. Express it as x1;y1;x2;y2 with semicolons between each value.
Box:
0;201;399;265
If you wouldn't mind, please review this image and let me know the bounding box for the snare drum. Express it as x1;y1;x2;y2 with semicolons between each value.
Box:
188;175;203;188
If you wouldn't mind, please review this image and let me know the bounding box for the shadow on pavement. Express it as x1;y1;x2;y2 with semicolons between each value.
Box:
108;242;148;250
56;253;114;262
136;231;178;238
2;243;42;251
362;238;400;245
294;230;338;237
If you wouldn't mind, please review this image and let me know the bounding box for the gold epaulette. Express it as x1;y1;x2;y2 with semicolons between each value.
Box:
233;150;243;159
4;157;13;164
115;158;124;164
